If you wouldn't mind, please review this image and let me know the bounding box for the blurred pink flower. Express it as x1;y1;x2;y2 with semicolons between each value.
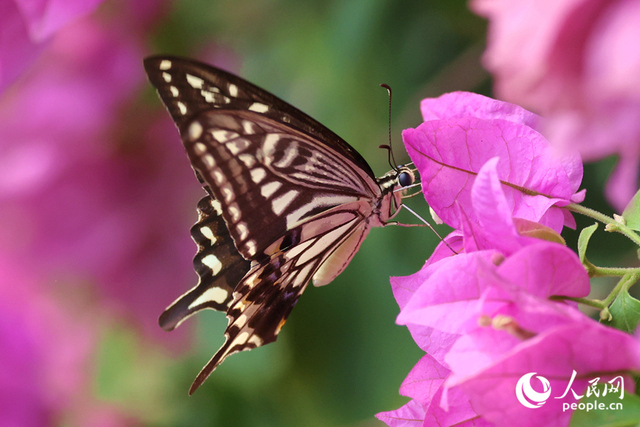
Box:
0;10;199;342
0;259;130;426
0;0;106;93
471;0;640;210
403;92;584;234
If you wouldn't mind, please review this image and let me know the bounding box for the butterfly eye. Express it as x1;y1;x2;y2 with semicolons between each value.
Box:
398;171;413;187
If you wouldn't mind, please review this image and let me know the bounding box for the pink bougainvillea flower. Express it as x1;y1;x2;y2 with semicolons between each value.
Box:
403;92;584;234
396;240;589;336
0;0;106;93
445;295;640;427
471;0;640;211
376;354;493;427
382;234;638;426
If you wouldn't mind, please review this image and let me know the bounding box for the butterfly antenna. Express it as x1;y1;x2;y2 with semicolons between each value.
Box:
379;83;398;171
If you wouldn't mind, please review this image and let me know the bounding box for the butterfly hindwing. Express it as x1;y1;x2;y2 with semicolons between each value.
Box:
159;196;251;331
189;203;371;393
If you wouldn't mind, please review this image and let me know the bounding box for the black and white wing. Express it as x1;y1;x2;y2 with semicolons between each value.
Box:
144;55;405;394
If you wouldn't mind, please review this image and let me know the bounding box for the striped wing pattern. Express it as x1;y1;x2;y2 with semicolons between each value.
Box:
144;56;410;393
158;196;251;331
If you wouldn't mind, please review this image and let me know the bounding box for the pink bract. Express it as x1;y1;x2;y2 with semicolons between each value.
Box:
471;0;640;210
403;92;584;234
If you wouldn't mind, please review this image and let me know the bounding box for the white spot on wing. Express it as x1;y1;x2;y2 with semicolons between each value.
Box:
263;134;280;154
237;222;248;240
238;154;256;168
211;199;223;215
213;170;224;184
159;60;171;70
248;102;269;113
202;154;215;169
170;86;179;97
193;142;207;154
273;144;298;168
235;314;248;328
250;168;266;184
177;101;187;115
188;287;228;309
212;130;238;143
201;91;215;103
242;120;257;134
248;335;263;346
162;72;172;82
186;74;204;89
228;203;241;222
228;84;238;97
261;181;282;199
226;138;250;155
221;184;234;202
188;121;203;141
272;190;298;215
245;239;257;255
234;332;249;345
200;226;217;244
202;254;222;275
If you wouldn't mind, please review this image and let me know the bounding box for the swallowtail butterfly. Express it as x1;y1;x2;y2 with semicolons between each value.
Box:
144;56;416;394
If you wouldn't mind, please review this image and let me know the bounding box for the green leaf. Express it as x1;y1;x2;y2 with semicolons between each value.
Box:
622;189;640;231
570;384;640;427
578;223;598;265
603;289;640;333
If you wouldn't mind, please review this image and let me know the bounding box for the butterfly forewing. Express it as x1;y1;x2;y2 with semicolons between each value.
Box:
144;55;410;394
181;109;380;260
143;55;375;178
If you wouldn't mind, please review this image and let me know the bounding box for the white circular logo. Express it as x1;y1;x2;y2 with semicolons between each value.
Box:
515;372;551;408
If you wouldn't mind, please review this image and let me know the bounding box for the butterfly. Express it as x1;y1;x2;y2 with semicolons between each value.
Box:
143;55;416;394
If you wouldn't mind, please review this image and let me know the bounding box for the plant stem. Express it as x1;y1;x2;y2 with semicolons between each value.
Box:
567;203;640;246
591;266;640;277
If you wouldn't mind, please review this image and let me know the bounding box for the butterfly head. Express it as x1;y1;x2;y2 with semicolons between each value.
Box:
397;167;414;188
375;165;417;218
378;165;415;190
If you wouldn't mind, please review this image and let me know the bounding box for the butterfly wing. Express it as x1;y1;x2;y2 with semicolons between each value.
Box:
143;55;375;178
158;196;251;331
144;56;389;393
189;201;373;394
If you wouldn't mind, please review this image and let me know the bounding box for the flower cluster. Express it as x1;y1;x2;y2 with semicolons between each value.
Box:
377;92;640;427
